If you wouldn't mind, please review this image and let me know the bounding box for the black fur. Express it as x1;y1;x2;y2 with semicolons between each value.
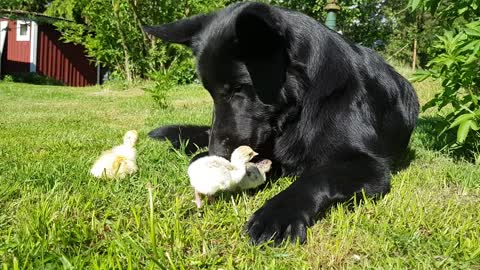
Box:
148;125;210;154
144;2;419;245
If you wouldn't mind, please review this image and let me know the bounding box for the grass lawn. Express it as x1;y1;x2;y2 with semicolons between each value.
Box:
0;79;479;269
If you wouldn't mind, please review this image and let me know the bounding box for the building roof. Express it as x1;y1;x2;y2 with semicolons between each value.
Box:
0;9;73;24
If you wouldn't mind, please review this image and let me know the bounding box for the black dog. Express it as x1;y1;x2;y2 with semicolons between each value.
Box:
144;2;419;244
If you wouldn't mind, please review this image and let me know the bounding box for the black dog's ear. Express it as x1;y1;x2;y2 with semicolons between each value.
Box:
235;3;289;105
143;14;213;46
235;3;287;57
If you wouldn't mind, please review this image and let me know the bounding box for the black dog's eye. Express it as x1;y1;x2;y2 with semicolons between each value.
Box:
224;84;244;101
231;84;243;92
222;84;248;101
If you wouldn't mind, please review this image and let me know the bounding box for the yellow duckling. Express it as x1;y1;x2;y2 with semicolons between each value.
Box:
90;130;138;179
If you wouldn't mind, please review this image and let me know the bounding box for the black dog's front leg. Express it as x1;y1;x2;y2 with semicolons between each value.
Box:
246;154;391;245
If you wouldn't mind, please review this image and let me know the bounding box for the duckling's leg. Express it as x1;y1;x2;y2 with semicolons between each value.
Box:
207;195;215;204
194;190;203;208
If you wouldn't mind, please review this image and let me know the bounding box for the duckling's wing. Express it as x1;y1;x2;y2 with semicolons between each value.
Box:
90;152;118;178
117;159;138;178
190;169;231;195
188;157;232;195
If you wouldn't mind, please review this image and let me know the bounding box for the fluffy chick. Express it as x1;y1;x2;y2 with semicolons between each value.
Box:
188;146;257;208
235;159;272;190
90;130;138;179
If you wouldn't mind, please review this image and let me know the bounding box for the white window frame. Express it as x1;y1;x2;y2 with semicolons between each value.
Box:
16;20;30;41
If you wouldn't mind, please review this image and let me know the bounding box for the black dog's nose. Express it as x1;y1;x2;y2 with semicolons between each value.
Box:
208;147;230;159
208;135;233;159
189;152;209;165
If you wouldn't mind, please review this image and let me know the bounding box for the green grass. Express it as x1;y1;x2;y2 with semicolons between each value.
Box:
0;80;479;269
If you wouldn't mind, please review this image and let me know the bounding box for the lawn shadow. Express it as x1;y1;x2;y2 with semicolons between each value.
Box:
414;115;478;162
392;147;417;175
414;115;450;151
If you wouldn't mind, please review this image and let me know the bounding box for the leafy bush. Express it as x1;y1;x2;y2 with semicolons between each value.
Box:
164;46;198;85
144;71;175;110
101;70;131;90
1;73;63;85
403;0;480;67
412;20;480;157
144;48;197;109
168;57;197;85
2;75;14;82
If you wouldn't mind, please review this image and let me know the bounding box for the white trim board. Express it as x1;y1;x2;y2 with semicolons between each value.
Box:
16;20;30;41
29;21;38;72
0;21;8;75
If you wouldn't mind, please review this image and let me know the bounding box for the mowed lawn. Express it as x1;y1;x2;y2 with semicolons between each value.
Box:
0;79;479;269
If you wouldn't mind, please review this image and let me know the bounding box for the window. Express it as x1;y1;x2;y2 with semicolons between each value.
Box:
16;20;30;41
19;24;28;36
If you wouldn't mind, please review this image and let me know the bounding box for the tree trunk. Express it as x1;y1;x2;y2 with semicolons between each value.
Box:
127;0;151;47
184;0;190;17
112;0;133;82
412;38;417;71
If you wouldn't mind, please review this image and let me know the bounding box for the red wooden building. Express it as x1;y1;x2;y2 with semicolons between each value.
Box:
1;11;100;86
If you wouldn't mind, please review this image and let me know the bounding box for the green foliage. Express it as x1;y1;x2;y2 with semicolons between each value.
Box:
404;0;480;67
144;70;175;109
143;47;196;109
44;0;229;82
260;0;323;18
0;73;63;85
0;0;49;12
101;70;132;90
2;75;14;82
412;19;480;156
264;0;402;50
408;0;479;26
335;0;396;49
168;57;197;85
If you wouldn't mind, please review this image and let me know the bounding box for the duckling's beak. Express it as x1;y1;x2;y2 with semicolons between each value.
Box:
253;151;259;157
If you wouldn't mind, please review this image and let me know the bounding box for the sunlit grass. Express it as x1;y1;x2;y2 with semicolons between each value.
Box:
0;80;478;269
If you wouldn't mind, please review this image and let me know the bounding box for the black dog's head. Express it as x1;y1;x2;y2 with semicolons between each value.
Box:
144;3;304;159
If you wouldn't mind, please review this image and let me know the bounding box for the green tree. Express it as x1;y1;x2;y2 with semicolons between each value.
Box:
0;0;49;12
256;0;411;52
45;0;229;82
411;0;480;158
336;0;395;49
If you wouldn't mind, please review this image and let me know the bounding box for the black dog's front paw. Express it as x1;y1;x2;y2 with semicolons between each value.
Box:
246;196;313;245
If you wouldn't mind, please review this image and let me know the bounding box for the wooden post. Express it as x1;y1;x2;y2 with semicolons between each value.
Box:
412;38;417;71
97;62;101;85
